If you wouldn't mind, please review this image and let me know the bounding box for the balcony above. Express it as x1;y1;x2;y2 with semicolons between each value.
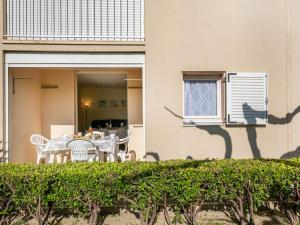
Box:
5;0;144;42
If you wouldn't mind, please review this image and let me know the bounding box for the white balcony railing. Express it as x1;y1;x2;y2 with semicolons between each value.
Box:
5;0;144;41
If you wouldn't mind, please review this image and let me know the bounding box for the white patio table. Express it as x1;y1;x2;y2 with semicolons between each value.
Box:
45;136;119;163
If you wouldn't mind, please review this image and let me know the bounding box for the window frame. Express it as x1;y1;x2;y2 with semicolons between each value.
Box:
182;73;224;126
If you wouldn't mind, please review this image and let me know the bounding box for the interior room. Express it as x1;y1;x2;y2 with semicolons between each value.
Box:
79;72;124;131
77;68;143;132
8;67;143;163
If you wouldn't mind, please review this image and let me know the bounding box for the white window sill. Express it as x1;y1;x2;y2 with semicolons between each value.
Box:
183;119;224;126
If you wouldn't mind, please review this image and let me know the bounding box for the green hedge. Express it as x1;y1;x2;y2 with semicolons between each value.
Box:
0;159;299;225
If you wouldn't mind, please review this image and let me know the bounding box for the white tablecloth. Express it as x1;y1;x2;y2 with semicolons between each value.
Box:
45;136;119;162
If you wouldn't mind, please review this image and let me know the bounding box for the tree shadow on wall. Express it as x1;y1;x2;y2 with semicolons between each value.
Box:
164;106;232;159
242;103;266;158
281;147;300;159
186;155;194;160
269;105;300;157
144;152;160;161
164;104;300;159
268;105;300;124
243;103;300;158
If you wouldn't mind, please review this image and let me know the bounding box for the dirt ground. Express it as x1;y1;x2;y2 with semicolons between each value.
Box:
30;209;288;225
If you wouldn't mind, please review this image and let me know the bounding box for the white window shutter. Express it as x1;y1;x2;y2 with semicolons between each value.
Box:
226;72;268;125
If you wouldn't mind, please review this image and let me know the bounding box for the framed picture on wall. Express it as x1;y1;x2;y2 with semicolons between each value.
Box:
121;100;127;107
99;100;107;108
110;100;120;107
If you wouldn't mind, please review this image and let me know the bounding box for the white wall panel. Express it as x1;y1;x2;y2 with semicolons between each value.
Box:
5;0;144;41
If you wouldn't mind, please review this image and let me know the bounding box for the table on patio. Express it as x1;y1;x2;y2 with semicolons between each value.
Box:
45;136;119;163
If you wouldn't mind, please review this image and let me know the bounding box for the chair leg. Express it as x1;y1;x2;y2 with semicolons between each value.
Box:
120;152;126;162
107;153;115;162
106;154;111;162
100;152;106;162
36;155;41;164
56;154;62;164
64;151;71;162
48;154;55;164
95;152;100;162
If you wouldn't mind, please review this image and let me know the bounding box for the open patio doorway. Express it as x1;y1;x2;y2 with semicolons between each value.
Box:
8;67;143;163
5;52;145;163
76;68;143;146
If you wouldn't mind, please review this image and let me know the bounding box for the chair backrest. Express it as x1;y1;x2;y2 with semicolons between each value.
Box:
118;136;129;145
116;127;127;139
30;134;49;154
117;136;129;153
67;140;94;161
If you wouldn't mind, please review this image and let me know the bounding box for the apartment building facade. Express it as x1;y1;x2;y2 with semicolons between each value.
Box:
1;0;300;162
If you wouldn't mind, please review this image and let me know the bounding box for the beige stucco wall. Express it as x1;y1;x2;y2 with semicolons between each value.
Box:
41;69;75;138
128;125;145;160
9;69;42;163
1;0;300;162
128;88;143;125
144;0;300;160
127;69;143;125
289;0;300;156
0;52;3;162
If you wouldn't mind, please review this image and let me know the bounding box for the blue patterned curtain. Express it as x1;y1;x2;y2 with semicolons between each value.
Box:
184;80;217;116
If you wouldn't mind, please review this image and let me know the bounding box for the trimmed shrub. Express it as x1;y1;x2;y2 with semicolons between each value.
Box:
269;161;300;225
205;160;274;225
0;158;298;225
162;167;212;225
0;164;59;225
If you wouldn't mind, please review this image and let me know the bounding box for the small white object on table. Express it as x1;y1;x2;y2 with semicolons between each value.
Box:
108;130;117;135
45;134;119;163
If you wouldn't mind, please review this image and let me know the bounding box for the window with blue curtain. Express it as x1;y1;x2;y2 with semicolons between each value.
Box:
184;80;217;117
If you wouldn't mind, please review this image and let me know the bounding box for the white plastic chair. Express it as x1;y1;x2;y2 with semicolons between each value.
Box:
117;136;130;162
30;134;50;164
67;140;96;162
